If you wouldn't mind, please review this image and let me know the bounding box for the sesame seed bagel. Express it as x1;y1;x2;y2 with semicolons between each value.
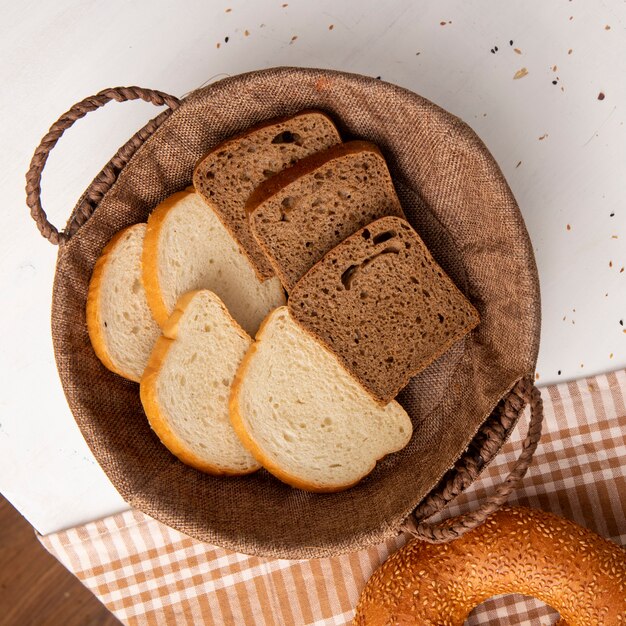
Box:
353;506;626;626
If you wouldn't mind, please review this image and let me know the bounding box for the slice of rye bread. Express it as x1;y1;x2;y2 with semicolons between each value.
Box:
193;110;341;281
288;216;480;404
246;141;406;292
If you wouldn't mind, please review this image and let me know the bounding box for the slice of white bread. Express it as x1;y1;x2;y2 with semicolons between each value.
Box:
140;290;260;475
230;307;413;492
86;223;161;382
143;190;286;336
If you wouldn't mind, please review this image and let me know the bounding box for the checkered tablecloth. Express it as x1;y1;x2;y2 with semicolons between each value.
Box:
40;370;626;625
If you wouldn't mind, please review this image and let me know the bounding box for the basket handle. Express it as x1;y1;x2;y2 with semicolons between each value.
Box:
401;378;543;543
25;86;180;245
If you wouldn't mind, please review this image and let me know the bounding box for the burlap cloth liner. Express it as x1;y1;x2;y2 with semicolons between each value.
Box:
45;68;540;558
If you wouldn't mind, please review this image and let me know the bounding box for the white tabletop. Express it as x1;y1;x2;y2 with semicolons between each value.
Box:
1;0;624;535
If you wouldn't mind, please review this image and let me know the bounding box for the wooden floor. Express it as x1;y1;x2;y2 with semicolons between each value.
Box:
0;495;120;626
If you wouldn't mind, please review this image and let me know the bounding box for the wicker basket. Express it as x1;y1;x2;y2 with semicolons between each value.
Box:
26;68;543;558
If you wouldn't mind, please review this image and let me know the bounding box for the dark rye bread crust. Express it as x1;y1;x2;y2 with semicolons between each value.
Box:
289;216;480;404
246;141;405;292
193;110;341;281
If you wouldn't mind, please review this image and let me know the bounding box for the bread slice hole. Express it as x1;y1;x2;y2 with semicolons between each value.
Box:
341;247;401;290
341;265;358;290
372;230;397;245
271;130;302;145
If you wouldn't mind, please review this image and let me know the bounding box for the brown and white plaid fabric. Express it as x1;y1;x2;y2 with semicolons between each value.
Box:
41;370;626;625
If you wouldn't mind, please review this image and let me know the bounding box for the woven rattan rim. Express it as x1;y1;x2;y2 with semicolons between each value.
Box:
402;377;543;541
25;84;543;543
25;86;180;245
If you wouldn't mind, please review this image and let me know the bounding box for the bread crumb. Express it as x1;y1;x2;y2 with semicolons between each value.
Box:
225;7;232;12
610;353;614;359
244;29;250;36
605;24;611;30
440;21;447;26
611;235;618;239
609;260;613;267
598;92;605;100
329;24;334;30
513;67;528;79
514;48;522;54
580;363;584;368
535;372;540;380
290;35;298;43
516;160;522;168
538;133;548;140
216;42;221;49
552;65;558;72
568;48;573;54
566;224;571;231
